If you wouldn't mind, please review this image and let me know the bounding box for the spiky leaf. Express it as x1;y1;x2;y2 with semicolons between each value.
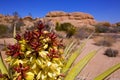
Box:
62;41;86;73
94;63;120;80
0;52;8;74
64;50;97;80
62;33;93;74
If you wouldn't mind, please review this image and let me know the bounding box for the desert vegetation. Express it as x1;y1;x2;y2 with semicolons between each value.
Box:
75;25;95;39
94;22;120;33
104;48;118;57
0;21;120;80
93;36;116;47
55;22;76;38
0;24;9;38
0;11;120;80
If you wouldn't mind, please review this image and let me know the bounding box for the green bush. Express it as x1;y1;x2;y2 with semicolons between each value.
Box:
66;26;76;38
55;22;76;38
55;22;61;31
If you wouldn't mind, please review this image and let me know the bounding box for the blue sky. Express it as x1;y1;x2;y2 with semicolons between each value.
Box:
0;0;120;23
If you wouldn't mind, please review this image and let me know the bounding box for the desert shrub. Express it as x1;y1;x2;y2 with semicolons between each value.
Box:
95;22;111;27
93;36;115;47
55;22;76;38
95;26;110;33
66;26;76;38
55;22;60;31
75;26;94;39
94;22;111;33
0;24;9;38
116;22;120;26
56;22;74;31
111;26;120;33
0;24;8;34
102;22;111;27
104;48;118;57
95;23;120;33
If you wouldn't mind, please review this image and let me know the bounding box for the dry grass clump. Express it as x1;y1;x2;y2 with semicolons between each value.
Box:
93;36;116;47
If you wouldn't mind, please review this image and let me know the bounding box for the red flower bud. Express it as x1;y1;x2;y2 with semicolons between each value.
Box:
37;20;44;31
15;34;21;41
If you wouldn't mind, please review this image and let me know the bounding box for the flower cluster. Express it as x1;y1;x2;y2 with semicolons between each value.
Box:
5;21;64;80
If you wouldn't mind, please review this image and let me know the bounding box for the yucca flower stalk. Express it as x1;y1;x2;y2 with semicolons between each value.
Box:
1;21;64;80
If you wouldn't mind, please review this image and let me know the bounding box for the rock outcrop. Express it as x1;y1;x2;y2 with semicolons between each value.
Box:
0;11;97;33
44;11;96;27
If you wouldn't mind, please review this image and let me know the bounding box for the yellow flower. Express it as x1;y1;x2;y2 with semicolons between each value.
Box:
26;72;34;80
21;44;26;51
43;44;48;49
38;51;48;58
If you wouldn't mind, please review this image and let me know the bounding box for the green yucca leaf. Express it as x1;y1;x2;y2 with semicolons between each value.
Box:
66;44;77;57
64;50;97;80
0;52;8;74
62;41;86;73
62;33;93;74
65;42;77;59
64;40;76;57
94;63;120;80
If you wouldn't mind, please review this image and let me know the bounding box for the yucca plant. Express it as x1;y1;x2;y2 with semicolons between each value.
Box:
0;21;120;80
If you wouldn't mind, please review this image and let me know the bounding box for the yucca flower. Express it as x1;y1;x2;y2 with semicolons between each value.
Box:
14;63;29;80
6;43;21;58
4;20;64;80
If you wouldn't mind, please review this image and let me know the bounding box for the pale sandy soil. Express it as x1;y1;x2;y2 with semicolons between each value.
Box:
75;39;120;80
0;37;120;80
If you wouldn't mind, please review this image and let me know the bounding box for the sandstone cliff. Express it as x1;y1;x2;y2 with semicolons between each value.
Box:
44;11;96;27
